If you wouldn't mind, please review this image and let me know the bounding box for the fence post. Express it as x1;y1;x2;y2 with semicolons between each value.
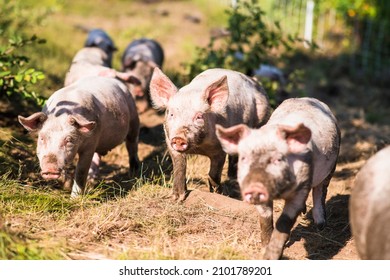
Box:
304;0;314;48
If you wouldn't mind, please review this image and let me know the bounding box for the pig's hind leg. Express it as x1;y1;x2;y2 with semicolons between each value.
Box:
312;171;334;230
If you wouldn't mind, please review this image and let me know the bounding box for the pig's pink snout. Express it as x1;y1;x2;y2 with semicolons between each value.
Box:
41;155;62;180
243;183;269;205
171;137;188;152
41;168;62;180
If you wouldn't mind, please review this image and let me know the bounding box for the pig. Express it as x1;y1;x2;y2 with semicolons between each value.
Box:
122;38;164;111
149;67;270;201
64;44;142;181
84;28;116;67
64;47;143;96
350;146;390;259
216;97;341;259
18;76;140;197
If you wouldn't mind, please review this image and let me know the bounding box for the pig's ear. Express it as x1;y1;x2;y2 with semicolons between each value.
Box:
18;112;47;132
146;60;159;69
68;115;96;136
149;67;177;109
114;71;142;86
123;57;137;69
216;124;250;155
278;123;311;153
204;75;229;111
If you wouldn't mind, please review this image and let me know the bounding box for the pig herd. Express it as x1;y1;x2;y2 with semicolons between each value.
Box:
17;29;390;260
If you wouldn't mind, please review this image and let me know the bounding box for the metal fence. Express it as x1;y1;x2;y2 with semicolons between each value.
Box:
220;0;390;80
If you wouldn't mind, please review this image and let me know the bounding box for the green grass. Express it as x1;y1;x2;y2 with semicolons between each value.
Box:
0;176;75;259
8;0;232;97
2;0;380;261
0;228;66;260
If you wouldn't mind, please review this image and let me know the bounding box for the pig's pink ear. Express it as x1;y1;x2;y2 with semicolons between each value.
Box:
216;124;250;155
204;75;229;112
278;123;311;153
114;71;142;86
69;115;96;136
149;67;177;109
18;112;47;132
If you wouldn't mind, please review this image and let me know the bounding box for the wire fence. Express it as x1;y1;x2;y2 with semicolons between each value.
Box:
220;0;390;81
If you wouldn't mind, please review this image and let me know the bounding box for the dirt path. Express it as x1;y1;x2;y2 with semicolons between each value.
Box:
97;85;390;260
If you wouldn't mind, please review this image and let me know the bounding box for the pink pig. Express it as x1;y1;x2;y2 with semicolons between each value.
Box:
216;97;341;259
18;76;140;197
150;67;270;201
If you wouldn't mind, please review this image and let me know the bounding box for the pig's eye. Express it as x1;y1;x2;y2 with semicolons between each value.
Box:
194;112;204;123
240;155;247;163
195;113;203;120
271;156;283;165
167;109;173;118
64;136;74;147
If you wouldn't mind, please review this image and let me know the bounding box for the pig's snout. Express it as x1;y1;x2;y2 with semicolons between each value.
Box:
243;183;269;205
171;137;188;152
40;154;62;180
41;166;62;180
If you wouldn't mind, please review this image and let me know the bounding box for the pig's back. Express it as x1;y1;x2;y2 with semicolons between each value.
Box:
350;146;390;259
64;48;108;86
46;76;136;127
268;97;339;150
46;76;137;153
190;68;270;127
122;38;164;67
268;97;340;185
50;76;132;107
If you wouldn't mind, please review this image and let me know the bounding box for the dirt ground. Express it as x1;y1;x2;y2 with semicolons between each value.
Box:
1;0;390;260
2;72;389;260
96;79;389;260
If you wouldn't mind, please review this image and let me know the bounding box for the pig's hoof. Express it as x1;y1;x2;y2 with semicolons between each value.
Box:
263;250;282;260
168;192;187;202
63;182;73;191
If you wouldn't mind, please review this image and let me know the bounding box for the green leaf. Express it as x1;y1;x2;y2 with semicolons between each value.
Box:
25;68;35;75
36;73;45;80
15;74;24;82
0;71;11;77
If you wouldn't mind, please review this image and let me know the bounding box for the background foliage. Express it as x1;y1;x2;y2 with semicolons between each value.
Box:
185;0;309;106
0;0;47;107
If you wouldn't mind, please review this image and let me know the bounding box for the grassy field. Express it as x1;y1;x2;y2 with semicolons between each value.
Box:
20;0;228;97
1;0;390;260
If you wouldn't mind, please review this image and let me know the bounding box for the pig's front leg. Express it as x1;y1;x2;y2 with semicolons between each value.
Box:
170;149;187;201
63;166;75;191
71;150;95;197
208;152;226;194
263;188;310;260
227;154;238;179
255;200;274;245
126;140;140;176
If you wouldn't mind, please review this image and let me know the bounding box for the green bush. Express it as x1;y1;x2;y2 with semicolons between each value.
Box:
185;0;309;106
0;0;47;107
